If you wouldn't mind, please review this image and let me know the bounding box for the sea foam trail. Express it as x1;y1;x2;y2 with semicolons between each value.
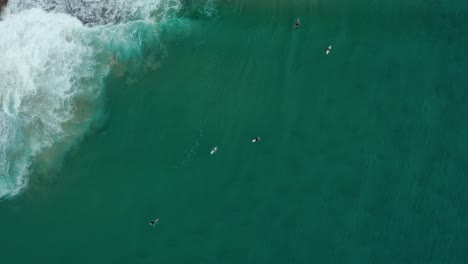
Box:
0;0;181;199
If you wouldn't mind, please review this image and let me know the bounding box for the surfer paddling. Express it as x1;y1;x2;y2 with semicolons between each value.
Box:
293;18;300;29
149;218;159;227
252;137;261;143
326;45;332;55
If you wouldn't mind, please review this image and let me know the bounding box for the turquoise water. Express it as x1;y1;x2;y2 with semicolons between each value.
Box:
1;0;468;263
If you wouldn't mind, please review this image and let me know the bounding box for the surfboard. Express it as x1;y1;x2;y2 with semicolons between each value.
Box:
210;146;218;155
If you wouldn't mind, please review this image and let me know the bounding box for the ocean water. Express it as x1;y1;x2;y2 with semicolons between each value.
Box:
1;0;468;263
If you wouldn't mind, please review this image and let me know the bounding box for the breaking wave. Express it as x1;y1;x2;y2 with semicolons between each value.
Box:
0;0;183;198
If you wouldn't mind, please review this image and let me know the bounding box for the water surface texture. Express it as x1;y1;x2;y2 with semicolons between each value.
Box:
1;0;467;263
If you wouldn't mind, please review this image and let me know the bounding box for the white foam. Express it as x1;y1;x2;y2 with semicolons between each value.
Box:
4;0;181;24
0;8;101;198
0;0;182;199
201;0;218;18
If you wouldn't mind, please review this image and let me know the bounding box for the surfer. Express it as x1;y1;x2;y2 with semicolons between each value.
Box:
294;18;300;29
210;146;218;155
149;218;159;227
252;137;261;143
326;45;332;55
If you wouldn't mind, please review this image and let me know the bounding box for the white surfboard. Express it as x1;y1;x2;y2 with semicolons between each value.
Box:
210;146;218;155
326;45;332;55
252;137;261;143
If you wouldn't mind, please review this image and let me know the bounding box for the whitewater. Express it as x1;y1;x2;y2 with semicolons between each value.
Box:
0;0;182;199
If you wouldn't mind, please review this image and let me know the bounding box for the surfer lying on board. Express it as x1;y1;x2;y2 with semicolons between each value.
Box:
210;146;218;155
149;218;159;227
294;18;300;29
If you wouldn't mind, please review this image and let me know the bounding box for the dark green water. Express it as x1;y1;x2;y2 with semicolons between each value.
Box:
1;0;468;263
